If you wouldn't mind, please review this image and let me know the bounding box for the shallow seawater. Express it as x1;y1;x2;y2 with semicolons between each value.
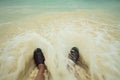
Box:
0;1;120;80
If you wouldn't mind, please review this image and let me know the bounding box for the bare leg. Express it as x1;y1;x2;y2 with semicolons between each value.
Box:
35;64;45;80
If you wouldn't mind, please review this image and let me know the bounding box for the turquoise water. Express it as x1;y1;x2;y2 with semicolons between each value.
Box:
0;0;120;9
0;0;120;24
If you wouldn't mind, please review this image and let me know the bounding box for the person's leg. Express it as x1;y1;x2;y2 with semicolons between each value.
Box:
34;48;45;80
35;64;45;80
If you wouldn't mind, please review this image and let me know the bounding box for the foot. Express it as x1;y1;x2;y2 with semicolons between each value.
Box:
34;48;45;66
68;47;79;63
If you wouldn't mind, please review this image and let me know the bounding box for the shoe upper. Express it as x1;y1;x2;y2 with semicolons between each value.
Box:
34;48;45;66
69;47;79;63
